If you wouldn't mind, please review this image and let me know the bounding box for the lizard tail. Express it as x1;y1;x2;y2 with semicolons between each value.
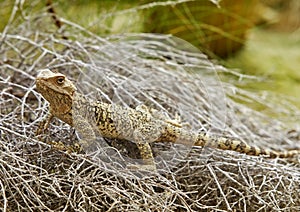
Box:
195;132;300;158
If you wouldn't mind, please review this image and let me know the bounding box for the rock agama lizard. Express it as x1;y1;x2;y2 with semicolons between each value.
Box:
35;69;300;170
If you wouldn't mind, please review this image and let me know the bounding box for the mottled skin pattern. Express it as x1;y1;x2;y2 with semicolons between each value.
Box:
36;69;300;170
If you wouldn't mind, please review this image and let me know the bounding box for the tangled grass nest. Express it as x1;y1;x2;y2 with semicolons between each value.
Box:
1;1;300;211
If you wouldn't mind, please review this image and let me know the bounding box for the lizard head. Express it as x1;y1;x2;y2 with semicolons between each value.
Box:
36;69;76;114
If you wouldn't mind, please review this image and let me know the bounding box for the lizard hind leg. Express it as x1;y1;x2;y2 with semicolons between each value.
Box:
137;143;156;171
127;142;157;172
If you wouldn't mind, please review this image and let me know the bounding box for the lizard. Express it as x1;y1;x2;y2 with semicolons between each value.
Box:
35;69;300;171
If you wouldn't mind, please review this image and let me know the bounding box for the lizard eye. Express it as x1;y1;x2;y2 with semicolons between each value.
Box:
56;77;65;85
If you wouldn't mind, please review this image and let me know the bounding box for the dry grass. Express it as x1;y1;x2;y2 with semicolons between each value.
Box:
1;1;300;211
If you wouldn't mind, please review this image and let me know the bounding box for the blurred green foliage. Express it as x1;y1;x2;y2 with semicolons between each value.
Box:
1;0;299;103
225;29;300;101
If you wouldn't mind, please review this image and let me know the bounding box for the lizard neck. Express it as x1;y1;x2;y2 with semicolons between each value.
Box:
51;91;100;127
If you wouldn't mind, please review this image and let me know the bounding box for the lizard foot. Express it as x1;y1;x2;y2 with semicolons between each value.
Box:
126;164;157;172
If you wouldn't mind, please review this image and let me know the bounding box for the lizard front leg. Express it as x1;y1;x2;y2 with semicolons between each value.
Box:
73;116;97;152
36;113;74;152
36;113;54;135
